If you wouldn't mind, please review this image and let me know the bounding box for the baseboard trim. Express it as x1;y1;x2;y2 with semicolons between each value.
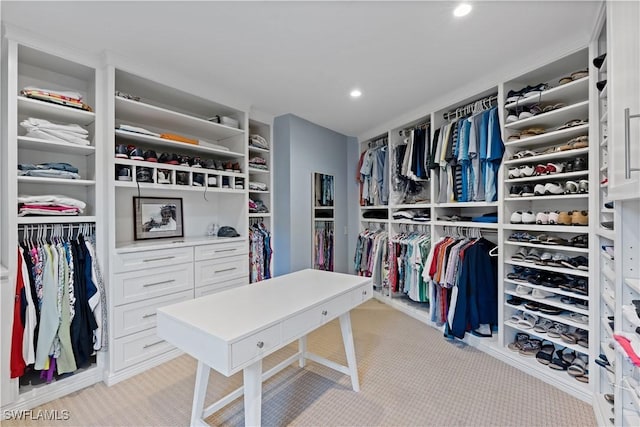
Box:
104;348;183;386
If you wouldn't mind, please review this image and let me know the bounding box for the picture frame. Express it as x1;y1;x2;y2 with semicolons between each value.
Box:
133;196;184;240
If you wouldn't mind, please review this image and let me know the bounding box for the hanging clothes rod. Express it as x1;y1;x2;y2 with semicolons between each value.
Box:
367;136;388;148
399;120;430;136
443;93;498;121
18;222;95;229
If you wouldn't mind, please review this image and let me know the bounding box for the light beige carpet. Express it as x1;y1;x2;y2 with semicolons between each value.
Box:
3;299;597;426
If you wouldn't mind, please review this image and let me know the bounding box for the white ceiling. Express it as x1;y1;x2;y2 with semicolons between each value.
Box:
2;1;602;138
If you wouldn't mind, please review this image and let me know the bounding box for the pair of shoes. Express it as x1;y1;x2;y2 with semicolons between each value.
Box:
508;232;536;242
565;156;588;172
510;211;536;224
534;211;560;225
564;180;589;194
136;167;154;183
533;162;564;175
159;152;180;165
157;169;172;184
560;256;589;270
115;144;157;162
532;182;564;196
558;69;588;85
116;166;132;181
508;165;536;179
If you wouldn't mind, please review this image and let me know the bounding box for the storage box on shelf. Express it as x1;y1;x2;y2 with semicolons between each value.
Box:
501;48;593;395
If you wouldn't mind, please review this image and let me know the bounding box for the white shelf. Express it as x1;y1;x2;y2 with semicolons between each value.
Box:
18;176;96;186
433;201;498;208
360;218;387;223
17;96;95;126
504;124;589;150
505;260;589;278
249;213;271;218
390;219;431;226
17;136;95;155
361;205;389;209
504;279;588;301
505;224;588;233
504;321;588;354
248;168;269;174
17;216;96;224
314;218;335;222
504;147;589;166
504;303;589;330
503;240;588;253
603;291;615;313
114;129;244;158
600;111;608;123
600;165;608;172
115;96;244;141
248;145;270;154
505;193;588;201
505;171;589;184
115;235;246;253
114;181;244;193
504;101;589;131
625;278;640;294
601;318;614;341
249;190;270;194
505;289;589;316
597;227;616;241
432;220;498;229
600;249;614;262
600;137;609;147
391;203;431;209
600;85;608;99
504;77;589;109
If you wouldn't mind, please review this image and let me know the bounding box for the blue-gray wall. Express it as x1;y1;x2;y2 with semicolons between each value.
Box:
273;114;351;275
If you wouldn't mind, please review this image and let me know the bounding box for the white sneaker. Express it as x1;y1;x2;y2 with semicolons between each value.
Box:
522;211;536;224
534;184;545;196
532;289;554;298
536;212;549;224
520;165;535;177
510;211;523;224
544;182;564;195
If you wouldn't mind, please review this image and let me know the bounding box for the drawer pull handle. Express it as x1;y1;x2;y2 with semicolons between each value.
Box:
142;313;157;319
256;341;264;348
215;267;236;274
322;310;328;316
217;249;237;253
143;279;175;288
143;256;175;263
143;340;164;349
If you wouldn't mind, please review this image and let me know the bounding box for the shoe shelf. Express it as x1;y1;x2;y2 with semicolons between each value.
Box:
600;85;609;99
17;136;95;155
504;240;589;254
360;218;387;224
504;124;589;150
432;201;498;208
504;303;589;330
504;321;589;355
625;278;640;294
114;158;245;178
505;193;589;201
17;176;96;186
505;290;590;316
597;227;616;241
248;145;270;154
603;291;616;313
601;110;609;123
504;147;589;166
17;96;96;126
390;219;430;226
601;165;609;173
248;167;269;174
504;278;588;301
432;220;499;229
603;265;616;283
601;137;609;147
114;129;244;158
505;171;589;184
505;260;589;278
504;101;589;131
504;76;589;110
249;190;269;194
248;213;271;218
506;224;588;233
115;96;244;141
17;216;97;225
601;249;615;262
361;205;389;209
115;180;243;193
390;203;429;209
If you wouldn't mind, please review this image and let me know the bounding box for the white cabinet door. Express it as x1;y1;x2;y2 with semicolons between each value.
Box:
607;0;640;200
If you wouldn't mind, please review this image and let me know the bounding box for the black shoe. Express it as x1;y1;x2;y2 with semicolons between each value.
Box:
573;157;587;171
190;157;203;168
597;80;608;92
129;146;144;161
521;184;534;197
136;167;154;183
116;166;132;181
115;144;129;159
179;156;191;167
509;185;523;197
192;173;204;186
593;53;607;69
144;150;158;162
601;221;614;230
176;171;189;185
159;152;180;165
604;201;614;209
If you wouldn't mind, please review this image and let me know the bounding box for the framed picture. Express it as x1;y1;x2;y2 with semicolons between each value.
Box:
133;197;184;240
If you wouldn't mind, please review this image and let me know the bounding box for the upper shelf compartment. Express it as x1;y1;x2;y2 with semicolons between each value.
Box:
18;96;95;126
115;96;244;142
504;77;589;110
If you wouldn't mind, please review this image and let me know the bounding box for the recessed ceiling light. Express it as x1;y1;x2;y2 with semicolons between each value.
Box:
453;3;472;17
350;89;362;98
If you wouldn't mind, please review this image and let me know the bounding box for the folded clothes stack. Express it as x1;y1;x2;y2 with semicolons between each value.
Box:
249;156;268;170
249;134;269;150
21;117;90;146
20;86;93;112
392;210;429;221
249;181;268;191
18;194;86;216
18;162;80;179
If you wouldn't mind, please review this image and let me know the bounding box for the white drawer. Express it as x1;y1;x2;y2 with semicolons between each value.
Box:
352;283;373;304
282;306;323;342
112;247;193;273
321;292;357;324
113;289;193;338
113;263;194;306
194;276;248;298
194;257;248;287
113;328;174;371
195;241;247;261
231;324;281;369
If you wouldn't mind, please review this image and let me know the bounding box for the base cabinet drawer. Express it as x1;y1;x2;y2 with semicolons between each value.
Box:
112;247;193;273
113;290;193;339
194;276;248;298
113;328;174;371
321;292;357;324
113;263;194;306
282;307;323;342
353;283;373;304
231;324;281;369
195;257;248;287
195;241;248;261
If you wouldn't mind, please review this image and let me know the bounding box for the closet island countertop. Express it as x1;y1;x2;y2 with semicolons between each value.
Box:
116;235;246;253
